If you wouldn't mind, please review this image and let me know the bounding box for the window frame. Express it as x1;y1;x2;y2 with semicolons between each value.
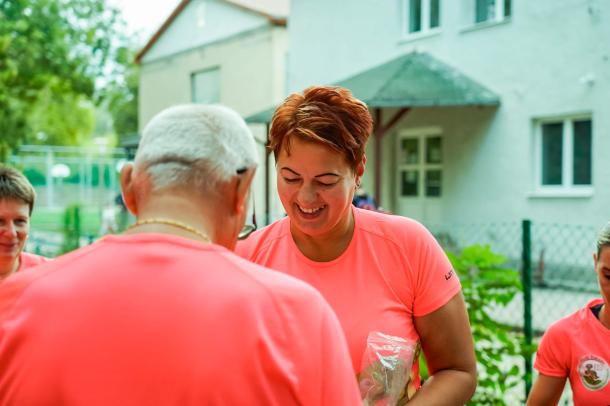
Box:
190;66;221;105
460;0;511;33
532;114;593;198
397;127;443;198
402;0;441;39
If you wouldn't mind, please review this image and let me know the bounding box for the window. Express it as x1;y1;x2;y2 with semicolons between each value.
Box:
191;67;220;104
475;0;511;24
405;0;441;35
398;130;443;197
537;117;592;191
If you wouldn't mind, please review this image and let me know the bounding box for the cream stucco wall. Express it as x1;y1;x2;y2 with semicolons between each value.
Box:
289;0;610;228
138;5;288;224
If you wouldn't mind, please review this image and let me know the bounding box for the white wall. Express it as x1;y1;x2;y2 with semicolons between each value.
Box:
141;0;268;64
138;7;288;224
288;0;610;227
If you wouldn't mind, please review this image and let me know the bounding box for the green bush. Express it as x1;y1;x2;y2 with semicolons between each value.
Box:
61;204;81;254
448;245;524;405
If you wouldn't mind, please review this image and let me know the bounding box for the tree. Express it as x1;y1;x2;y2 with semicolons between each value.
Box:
0;0;125;159
103;45;139;141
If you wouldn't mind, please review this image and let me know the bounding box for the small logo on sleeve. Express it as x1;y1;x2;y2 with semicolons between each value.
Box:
444;269;454;281
578;355;609;391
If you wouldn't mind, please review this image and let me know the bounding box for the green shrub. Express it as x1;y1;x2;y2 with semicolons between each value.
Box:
61;204;81;254
448;245;524;405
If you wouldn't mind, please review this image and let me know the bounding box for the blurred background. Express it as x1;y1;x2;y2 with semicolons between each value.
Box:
2;0;609;404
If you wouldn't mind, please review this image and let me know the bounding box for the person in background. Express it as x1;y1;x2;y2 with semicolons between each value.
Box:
0;104;360;405
527;221;610;405
237;86;477;404
0;165;47;281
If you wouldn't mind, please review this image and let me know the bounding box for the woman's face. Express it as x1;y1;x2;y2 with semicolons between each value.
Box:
0;199;30;265
595;246;610;304
276;137;361;240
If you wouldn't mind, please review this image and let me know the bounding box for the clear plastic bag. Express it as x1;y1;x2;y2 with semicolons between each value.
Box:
358;331;416;406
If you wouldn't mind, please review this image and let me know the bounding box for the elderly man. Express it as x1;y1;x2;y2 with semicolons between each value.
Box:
0;105;360;405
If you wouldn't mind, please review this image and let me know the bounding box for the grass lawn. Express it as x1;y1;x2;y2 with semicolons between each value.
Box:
30;207;103;237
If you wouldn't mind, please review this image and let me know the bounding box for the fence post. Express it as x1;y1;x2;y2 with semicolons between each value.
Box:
521;219;533;399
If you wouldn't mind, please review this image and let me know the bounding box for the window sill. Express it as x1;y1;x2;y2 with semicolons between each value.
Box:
398;29;441;44
459;17;511;34
528;188;594;199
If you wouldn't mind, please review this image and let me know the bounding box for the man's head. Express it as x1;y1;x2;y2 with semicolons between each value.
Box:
120;104;258;248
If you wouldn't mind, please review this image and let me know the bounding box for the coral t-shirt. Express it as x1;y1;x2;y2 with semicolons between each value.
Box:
18;252;49;271
0;233;360;405
534;298;610;405
237;208;461;396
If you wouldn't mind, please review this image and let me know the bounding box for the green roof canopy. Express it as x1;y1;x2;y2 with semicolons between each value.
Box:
245;106;277;124
246;51;500;123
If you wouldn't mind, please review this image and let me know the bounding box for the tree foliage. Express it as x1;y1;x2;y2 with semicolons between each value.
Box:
0;0;127;158
447;245;525;405
102;46;139;141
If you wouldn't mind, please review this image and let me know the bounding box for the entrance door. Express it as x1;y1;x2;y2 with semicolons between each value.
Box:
395;127;443;224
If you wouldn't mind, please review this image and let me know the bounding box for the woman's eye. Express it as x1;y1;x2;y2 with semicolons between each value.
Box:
317;181;335;187
284;178;300;183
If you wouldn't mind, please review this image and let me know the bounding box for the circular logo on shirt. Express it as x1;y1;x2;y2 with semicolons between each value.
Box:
577;355;609;391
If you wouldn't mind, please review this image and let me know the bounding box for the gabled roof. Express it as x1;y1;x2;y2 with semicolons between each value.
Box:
246;52;500;123
136;0;288;64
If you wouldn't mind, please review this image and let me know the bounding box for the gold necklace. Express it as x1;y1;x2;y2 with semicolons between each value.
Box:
127;218;211;243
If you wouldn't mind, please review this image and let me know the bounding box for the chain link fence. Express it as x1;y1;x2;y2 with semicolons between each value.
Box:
429;220;599;405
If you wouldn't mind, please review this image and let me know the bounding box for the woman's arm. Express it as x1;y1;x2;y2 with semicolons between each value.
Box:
410;292;477;405
526;374;566;406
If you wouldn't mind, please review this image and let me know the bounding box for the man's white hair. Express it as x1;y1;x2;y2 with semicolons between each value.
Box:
135;104;258;192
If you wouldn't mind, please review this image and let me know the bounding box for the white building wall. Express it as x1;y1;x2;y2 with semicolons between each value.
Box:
138;12;288;224
141;0;268;64
288;0;610;227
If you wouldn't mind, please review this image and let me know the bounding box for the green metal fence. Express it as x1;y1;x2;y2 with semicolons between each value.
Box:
429;219;599;405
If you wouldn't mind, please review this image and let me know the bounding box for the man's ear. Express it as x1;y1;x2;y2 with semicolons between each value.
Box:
120;163;138;216
233;168;256;216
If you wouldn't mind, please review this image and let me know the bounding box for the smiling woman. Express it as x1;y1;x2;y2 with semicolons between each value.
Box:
0;165;48;281
236;85;477;404
528;221;610;406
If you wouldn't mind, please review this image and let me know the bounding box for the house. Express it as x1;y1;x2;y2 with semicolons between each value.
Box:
249;0;610;233
136;0;289;224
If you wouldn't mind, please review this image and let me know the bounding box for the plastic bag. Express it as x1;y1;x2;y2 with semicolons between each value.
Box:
358;331;416;406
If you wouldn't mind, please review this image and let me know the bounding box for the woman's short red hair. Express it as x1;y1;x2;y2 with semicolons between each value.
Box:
269;86;373;170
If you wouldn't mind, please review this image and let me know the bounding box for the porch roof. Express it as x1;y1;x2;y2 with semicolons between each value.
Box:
245;51;500;123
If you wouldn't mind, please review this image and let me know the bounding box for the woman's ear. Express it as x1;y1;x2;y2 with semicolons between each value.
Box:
355;156;366;186
357;155;366;177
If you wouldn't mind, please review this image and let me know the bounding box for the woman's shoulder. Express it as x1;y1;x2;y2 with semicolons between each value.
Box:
235;216;290;259
543;299;602;340
354;207;435;245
